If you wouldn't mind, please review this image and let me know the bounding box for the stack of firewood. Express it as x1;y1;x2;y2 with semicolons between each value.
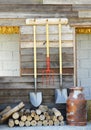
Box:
8;105;64;127
0;102;64;127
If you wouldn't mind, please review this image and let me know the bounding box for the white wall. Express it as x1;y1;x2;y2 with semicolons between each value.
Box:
76;34;91;100
43;0;91;4
0;34;20;76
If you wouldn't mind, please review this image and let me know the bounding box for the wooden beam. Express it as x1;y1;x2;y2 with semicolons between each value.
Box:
0;0;43;4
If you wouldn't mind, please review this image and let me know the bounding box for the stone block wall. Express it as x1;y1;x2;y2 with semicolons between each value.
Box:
76;34;91;100
0;34;20;76
43;0;91;4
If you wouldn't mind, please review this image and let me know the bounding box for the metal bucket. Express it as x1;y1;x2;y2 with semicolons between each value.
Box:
66;87;87;126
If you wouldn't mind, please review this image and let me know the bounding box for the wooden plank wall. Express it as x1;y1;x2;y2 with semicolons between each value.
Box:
0;4;90;117
0;18;74;111
0;0;43;4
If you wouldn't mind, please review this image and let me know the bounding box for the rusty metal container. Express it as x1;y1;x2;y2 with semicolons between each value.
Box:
66;87;87;126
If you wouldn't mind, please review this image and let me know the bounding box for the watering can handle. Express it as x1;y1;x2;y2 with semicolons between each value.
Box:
33;25;37;92
59;21;62;89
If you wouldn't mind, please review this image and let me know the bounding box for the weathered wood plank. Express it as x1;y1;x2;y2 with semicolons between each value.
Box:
20;25;74;34
69;18;91;26
20;47;73;68
21;68;73;75
0;0;43;4
20;33;73;42
21;53;73;62
72;4;91;11
21;41;73;48
0;97;29;104
0;4;72;12
21;60;73;68
0;12;78;18
21;47;73;55
0;75;73;89
0;96;55;104
0;89;54;96
0;19;25;26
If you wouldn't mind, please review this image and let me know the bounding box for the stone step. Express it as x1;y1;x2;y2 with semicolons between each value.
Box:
0;123;91;130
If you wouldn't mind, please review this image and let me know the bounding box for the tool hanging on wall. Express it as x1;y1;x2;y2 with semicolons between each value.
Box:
42;19;54;86
55;20;67;103
29;21;42;107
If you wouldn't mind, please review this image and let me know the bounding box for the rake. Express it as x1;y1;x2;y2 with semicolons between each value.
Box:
42;20;54;86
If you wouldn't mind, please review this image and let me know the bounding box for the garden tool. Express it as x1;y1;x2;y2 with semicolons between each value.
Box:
55;21;67;103
42;20;54;85
29;24;42;107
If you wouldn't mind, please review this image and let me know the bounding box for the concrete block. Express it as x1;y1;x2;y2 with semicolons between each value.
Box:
88;70;91;78
0;42;2;49
13;70;20;76
43;0;91;4
3;61;20;71
77;69;89;78
88;34;91;40
0;34;19;42
80;59;91;68
2;42;19;51
80;41;90;50
80;78;91;87
83;87;91;100
0;63;2;70
0;51;12;60
77;50;89;59
12;52;20;61
0;70;13;76
76;34;89;40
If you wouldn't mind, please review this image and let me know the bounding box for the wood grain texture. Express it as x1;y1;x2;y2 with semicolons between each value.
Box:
0;0;43;4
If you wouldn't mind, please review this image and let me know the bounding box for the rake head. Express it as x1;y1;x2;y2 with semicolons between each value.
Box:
42;57;54;86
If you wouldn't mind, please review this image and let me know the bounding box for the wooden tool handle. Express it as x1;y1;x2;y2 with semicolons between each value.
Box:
59;21;62;85
34;25;37;79
46;21;49;57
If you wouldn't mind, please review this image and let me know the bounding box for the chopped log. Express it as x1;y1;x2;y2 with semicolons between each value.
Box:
36;109;42;115
31;110;36;118
25;109;31;115
0;106;11;116
39;105;48;113
25;120;31;127
51;115;57;122
12;112;19;119
59;121;64;126
37;120;43;126
19;108;26;116
26;115;32;121
44;112;51;120
40;114;45;121
1;102;25;122
54;119;60;126
43;120;48;126
58;115;64;121
21;115;27;122
34;114;40;121
30;120;37;126
8;119;14;127
19;121;25;127
48;120;53;126
52;108;61;117
48;109;54;116
14;119;19;125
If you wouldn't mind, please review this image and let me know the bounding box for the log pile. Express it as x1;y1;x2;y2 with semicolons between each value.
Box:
7;105;64;127
0;102;25;124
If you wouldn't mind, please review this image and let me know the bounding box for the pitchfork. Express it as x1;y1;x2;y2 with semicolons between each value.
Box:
42;20;54;86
